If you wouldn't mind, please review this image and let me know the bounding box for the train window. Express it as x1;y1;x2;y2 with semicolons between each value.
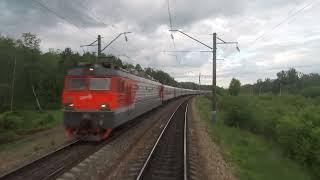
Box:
67;78;86;90
89;78;110;90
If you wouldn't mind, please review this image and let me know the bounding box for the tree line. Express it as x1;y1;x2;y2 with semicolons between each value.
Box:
228;68;320;97
0;33;208;112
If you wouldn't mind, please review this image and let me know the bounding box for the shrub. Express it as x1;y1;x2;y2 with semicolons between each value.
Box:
37;114;54;127
301;86;320;98
220;96;254;129
219;95;320;178
0;112;23;130
276;114;320;177
0;130;18;144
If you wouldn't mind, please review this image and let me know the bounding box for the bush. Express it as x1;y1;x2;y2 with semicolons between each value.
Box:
219;95;320;178
0;130;18;144
37;114;54;127
220;96;254;128
301;86;320;98
0;110;61;141
275;109;320;177
0;112;24;130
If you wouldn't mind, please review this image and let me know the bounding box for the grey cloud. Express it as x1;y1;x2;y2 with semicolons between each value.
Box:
0;0;319;87
0;0;107;36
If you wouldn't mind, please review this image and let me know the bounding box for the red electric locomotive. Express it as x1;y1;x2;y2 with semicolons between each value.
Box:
62;63;199;141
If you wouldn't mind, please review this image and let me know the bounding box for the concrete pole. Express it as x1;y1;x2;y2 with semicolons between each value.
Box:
199;73;201;93
97;35;101;58
212;33;217;121
10;57;16;112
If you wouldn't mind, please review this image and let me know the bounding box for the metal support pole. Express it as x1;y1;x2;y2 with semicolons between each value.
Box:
169;29;239;123
97;35;101;57
212;33;217;122
10;57;16;112
101;32;132;52
199;73;201;93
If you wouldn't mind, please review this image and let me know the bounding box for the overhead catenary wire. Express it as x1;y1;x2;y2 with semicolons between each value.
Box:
251;1;314;46
31;1;119;52
32;0;136;65
167;0;174;32
76;1;109;27
75;0;118;31
74;2;133;64
30;0;96;39
166;0;182;64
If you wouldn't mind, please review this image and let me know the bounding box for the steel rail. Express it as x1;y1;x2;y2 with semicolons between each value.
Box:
184;103;189;180
1;100;182;180
0;139;80;179
136;99;188;180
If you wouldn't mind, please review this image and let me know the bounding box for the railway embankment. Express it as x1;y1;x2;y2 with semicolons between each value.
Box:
195;95;314;180
0;120;68;176
190;97;236;180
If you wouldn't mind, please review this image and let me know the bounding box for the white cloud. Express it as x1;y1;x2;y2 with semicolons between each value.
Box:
0;0;319;87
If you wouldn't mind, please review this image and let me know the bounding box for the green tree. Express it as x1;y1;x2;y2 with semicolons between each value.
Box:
229;78;241;96
135;64;142;72
18;32;41;52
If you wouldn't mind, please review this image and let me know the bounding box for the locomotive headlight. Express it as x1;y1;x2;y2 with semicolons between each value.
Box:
100;104;110;111
64;103;74;110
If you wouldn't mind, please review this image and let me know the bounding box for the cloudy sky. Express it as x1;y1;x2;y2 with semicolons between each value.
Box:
1;0;319;87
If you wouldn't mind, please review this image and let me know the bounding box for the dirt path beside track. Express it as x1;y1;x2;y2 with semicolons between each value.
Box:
189;98;236;180
0;126;69;176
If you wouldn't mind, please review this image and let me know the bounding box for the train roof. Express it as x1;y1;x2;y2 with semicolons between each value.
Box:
67;64;161;85
67;64;198;91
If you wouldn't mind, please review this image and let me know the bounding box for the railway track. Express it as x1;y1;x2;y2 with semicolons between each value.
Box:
0;138;112;180
136;99;189;180
0;104;166;180
0;98;191;180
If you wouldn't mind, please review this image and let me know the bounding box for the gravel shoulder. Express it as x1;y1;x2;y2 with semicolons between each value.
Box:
189;97;236;180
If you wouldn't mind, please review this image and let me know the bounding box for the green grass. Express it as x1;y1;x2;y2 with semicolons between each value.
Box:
195;96;312;180
0;110;62;144
0;134;36;152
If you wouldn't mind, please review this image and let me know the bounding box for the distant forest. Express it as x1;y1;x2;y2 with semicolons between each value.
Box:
240;68;320;97
0;33;211;112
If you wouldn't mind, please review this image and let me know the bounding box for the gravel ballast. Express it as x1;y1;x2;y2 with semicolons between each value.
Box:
189;98;236;180
57;98;186;180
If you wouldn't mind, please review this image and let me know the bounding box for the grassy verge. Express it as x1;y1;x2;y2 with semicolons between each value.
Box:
195;96;312;180
0;110;62;144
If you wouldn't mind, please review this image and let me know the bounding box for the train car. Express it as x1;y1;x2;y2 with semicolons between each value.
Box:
62;64;164;141
162;85;175;101
62;64;197;141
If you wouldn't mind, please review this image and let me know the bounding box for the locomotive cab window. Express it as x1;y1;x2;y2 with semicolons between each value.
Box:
89;78;110;90
67;78;86;90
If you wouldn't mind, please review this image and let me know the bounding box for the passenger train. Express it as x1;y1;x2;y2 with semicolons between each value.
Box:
62;63;199;141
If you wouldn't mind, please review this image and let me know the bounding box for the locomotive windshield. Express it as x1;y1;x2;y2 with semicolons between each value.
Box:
89;78;110;90
67;78;86;90
66;77;110;90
